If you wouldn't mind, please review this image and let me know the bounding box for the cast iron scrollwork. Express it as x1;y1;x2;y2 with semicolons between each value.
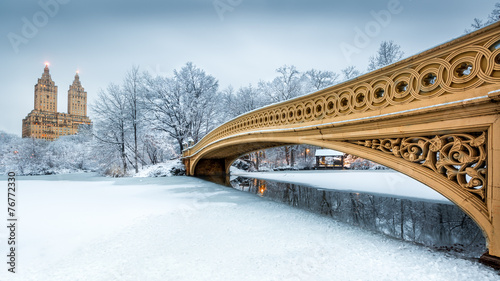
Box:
351;132;487;201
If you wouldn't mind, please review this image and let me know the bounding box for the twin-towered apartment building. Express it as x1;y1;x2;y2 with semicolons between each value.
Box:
22;64;92;140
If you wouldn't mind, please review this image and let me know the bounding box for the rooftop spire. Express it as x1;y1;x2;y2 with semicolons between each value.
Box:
41;62;52;82
72;70;81;87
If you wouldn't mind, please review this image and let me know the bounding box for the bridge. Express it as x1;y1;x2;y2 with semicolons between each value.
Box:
183;22;500;266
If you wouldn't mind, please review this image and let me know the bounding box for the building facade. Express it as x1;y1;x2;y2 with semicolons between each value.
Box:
22;65;92;140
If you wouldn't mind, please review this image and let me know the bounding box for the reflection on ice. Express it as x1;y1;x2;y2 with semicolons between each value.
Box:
231;176;486;258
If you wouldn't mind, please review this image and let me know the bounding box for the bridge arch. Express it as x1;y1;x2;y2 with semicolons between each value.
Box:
186;134;491;246
182;23;500;264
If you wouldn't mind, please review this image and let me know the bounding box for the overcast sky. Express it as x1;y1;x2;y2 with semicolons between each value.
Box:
0;0;496;136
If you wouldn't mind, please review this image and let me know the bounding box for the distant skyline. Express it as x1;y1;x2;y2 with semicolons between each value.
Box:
1;0;496;136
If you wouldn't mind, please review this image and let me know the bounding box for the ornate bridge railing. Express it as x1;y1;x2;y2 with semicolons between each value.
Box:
187;22;500;156
182;22;500;265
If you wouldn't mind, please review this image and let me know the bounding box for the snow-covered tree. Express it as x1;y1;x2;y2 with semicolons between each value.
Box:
303;69;339;91
260;65;304;103
226;84;268;118
0;129;97;175
143;62;220;153
123;66;144;173
367;41;404;71
218;86;238;122
141;130;178;165
174;62;220;144
92;83;130;174
45;132;97;171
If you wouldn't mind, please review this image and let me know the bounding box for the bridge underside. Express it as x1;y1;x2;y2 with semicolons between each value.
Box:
183;23;500;265
188;142;292;176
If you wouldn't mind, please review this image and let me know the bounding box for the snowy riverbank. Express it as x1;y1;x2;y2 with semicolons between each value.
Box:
0;173;497;280
231;169;450;202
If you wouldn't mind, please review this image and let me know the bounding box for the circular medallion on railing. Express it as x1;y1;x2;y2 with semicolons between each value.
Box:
387;72;414;105
314;98;326;119
353;84;369;112
397;69;420;102
338;90;353;115
303;102;314;120
325;95;338;116
257;114;264;126
280;108;288;124
395;81;409;95
417;68;443;98
271;110;277;124
452;60;474;80
273;109;280;125
366;78;390;110
444;46;490;90
295;103;304;122
421;72;438;88
287;106;295;122
263;112;270;126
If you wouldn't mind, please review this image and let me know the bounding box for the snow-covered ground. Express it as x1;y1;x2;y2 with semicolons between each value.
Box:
231;169;450;202
0;173;497;280
134;159;185;178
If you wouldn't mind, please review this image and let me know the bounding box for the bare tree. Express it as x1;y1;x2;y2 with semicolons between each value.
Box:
225;84;267;118
175;62;219;143
143;75;188;154
92;84;129;174
257;65;305;166
367;41;404;71
465;2;500;33
304;69;340;91
488;2;500;23
341;65;361;81
123;66;144;173
261;65;303;102
465;18;485;33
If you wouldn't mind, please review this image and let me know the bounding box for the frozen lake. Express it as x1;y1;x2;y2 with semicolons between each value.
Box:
0;173;497;280
231;169;450;202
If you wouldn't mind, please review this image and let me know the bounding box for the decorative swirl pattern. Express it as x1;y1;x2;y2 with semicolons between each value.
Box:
350;132;487;201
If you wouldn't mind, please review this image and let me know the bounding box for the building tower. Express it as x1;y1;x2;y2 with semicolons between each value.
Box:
67;72;87;116
22;64;92;140
34;64;58;112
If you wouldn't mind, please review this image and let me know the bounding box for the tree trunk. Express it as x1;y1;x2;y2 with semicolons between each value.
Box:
255;152;260;171
285;146;290;166
134;120;139;173
177;138;184;155
121;129;127;174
